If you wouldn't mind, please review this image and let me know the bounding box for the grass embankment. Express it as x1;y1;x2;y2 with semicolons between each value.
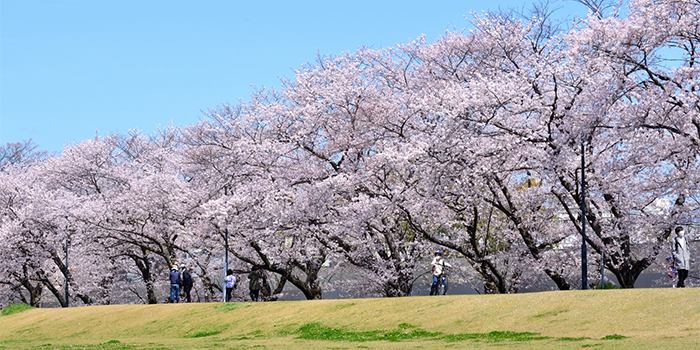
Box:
1;288;699;349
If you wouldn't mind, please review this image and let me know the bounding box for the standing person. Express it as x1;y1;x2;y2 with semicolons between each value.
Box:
248;266;263;302
181;264;193;302
169;266;181;303
260;271;271;300
225;269;237;302
673;226;691;288
430;250;452;295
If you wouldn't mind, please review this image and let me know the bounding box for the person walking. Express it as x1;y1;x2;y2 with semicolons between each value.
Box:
673;226;691;288
430;250;452;295
169;266;181;303
181;264;193;302
225;269;237;302
248;266;263;302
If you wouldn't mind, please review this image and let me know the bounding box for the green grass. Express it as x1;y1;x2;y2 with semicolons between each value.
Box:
214;302;250;312
532;308;569;318
296;323;386;341
19;340;144;349
556;337;591;341
1;288;699;349
294;322;507;342
595;282;619;290
184;330;222;338
6;342;170;350
601;334;628;340
1;303;34;316
442;330;550;342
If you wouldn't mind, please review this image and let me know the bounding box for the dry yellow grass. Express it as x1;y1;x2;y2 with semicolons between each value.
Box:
1;288;699;349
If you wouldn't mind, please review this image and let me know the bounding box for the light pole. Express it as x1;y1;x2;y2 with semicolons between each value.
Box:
581;140;588;290
600;247;605;289
65;235;70;307
222;179;232;303
223;228;229;302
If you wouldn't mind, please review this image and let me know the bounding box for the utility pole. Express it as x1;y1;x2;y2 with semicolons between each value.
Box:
581;140;588;290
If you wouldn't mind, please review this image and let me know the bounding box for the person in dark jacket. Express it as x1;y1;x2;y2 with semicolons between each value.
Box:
248;266;263;302
169;266;181;303
673;226;691;288
180;264;193;302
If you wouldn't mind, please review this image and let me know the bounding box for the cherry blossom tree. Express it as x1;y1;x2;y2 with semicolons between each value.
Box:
415;0;700;289
0;142;116;307
552;0;700;287
3;0;700;306
184;105;330;300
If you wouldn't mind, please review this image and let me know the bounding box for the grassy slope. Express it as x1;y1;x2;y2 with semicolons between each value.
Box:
1;288;699;349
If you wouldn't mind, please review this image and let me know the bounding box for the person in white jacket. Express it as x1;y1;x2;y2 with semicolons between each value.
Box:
430;250;452;295
673;226;691;288
225;269;237;301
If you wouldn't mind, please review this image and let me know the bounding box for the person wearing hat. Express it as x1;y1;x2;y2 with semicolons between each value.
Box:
169;265;181;303
430;250;452;295
180;264;193;302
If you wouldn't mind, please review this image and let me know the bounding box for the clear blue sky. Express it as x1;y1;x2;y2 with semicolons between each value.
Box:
1;1;591;153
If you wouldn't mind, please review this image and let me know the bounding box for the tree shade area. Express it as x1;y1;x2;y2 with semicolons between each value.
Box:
1;0;699;307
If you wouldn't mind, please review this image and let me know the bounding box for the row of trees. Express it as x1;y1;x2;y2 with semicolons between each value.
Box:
2;0;699;307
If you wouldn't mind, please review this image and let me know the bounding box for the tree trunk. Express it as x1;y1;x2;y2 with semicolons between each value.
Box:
27;283;43;307
128;249;158;304
286;264;324;300
194;260;221;302
383;270;414;297
19;266;43;307
489;175;572;291
244;240;325;300
262;274;287;301
36;270;66;307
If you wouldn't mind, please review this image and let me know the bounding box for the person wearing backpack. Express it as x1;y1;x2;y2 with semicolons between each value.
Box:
180;264;193;302
673;226;691;288
430;250;452;295
224;269;237;302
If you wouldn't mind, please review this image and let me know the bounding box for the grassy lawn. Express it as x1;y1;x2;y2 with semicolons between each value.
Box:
1;288;698;349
